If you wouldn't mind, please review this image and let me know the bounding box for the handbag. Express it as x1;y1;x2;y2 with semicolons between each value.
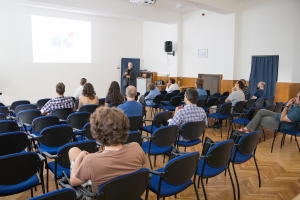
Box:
229;129;245;144
201;137;219;156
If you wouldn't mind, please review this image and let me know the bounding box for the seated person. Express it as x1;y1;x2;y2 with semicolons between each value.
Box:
68;107;147;194
78;83;99;109
240;79;250;99
139;83;160;106
166;78;179;93
118;86;142;117
252;81;265;100
238;92;300;133
41;82;75;115
195;78;207;100
226;81;245;106
105;81;124;107
168;89;207;141
73;78;86;100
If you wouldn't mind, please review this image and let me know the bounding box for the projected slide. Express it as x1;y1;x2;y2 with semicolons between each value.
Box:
31;15;91;63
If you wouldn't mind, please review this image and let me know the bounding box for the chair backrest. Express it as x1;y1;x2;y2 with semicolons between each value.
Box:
196;100;206;108
265;105;275;112
179;121;205;141
0;106;9;116
10;100;30;111
274;102;283;113
97;168;150;200
144;91;150;97
153;94;164;105
218;96;227;106
29;188;76;200
98;98;106;106
160;90;167;96
66;112;90;129
169;96;182;107
0;152;42;193
71;97;76;102
219;102;232;116
126;131;142;145
128;116;143;131
172;90;180;95
0;113;6;120
151;125;178;147
246;107;260;121
233;101;245;113
153;111;172;127
79;104;98;114
255;97;265;108
75;100;79;110
235;131;261;156
245;93;250;101
40;125;73;147
0;102;4;106
50;108;73;120
204;139;234;168
206;97;219;107
245;99;255;109
222;91;229;97
177;92;185;99
57;141;97;168
0;120;19;133
108;103;121;108
205;90;211;97
163;93;175;101
162;152;199;186
16;109;41;125
83;122;94;140
265;96;275;106
36;98;51;109
0;132;28;156
32;116;60;133
211;92;220;98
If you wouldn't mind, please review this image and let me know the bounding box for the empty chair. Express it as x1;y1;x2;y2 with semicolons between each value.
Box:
0;106;9;116
265;104;275;111
161;96;182;112
36;98;51;109
274;102;283;113
196;100;206;109
128;116;143;131
254;97;265;108
15;104;38;115
231;101;245;117
31;116;60;136
149;152;200;200
243;98;255;111
78;104;98;114
141;111;172;135
0;132;29;156
50;108;73;122
0;120;20;133
10;100;31;113
0;113;6;120
28;188;77;200
177;92;185;100
265;96;275;106
163;92;175;102
16;109;41;132
66;112;90;140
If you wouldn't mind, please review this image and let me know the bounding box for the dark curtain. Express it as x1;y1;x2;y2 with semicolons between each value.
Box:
249;56;279;98
120;58;140;95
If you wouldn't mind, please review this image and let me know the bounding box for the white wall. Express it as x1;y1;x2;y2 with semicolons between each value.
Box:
236;0;300;82
182;10;235;79
0;1;143;105
143;22;179;77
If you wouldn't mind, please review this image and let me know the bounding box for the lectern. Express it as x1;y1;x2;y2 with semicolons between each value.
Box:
137;78;151;95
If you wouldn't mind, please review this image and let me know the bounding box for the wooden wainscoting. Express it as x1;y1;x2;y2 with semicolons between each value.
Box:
156;76;178;85
220;80;238;94
275;82;300;102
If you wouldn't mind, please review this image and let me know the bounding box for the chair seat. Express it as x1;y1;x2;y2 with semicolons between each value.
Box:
196;159;227;178
230;148;253;163
231;118;250;125
39;144;61;155
161;105;176;111
146;104;160;109
149;168;193;196
142;141;172;155
141;125;158;133
0;174;39;196
207;113;228;120
279;129;300;136
47;161;70;178
176;139;201;147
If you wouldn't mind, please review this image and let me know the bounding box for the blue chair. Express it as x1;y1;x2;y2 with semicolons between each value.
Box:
161;96;182;112
61;168;150;200
50;108;73;123
66;112;90;140
271;122;300;153
196;99;206;109
254;97;265;108
36;98;51;110
211;92;220;98
9;100;30;117
0;132;29;156
15;104;38;115
176;121;206;151
29;188;77;200
0;106;9;116
196;139;235;200
207;102;232;138
149;152;200;200
229;131;261;200
243;99;255;111
16;109;41;133
145;94;164;117
43;140;97;192
0;120;20;133
264;96;275;107
160;90;167;96
204;97;218;113
142;125;178;169
98;98;106;106
31;116;60;137
172;89;180;95
128;116;143;131
79;104;98;114
0;113;6;120
274;102;284;113
0;152;45;197
141;111;172;135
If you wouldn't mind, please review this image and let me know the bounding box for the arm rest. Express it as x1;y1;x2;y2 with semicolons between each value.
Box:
42;151;57;159
37;153;45;162
171;151;188;157
149;169;163;175
30;134;41;140
76;186;97;198
199;155;207;159
73;128;83;132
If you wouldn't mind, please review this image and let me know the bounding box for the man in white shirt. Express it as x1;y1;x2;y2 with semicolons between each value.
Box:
73;78;87;100
166;78;179;93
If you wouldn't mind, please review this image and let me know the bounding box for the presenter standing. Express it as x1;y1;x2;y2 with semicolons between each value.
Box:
122;62;136;94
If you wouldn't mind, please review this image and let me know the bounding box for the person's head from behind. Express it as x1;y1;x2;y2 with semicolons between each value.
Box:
82;83;96;99
128;62;133;70
80;78;87;86
195;78;204;88
90;107;129;146
184;88;198;104
240;79;247;86
169;78;175;84
257;81;265;89
236;81;244;90
56;82;65;95
108;81;121;94
147;83;155;91
126;86;137;99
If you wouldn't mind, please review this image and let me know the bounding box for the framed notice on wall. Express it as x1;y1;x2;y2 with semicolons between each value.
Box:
198;49;208;58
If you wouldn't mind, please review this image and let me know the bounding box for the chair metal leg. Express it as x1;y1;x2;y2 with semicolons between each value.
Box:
271;131;278;153
55;176;59;190
227;122;232;139
290;135;293;142
280;134;285;148
253;156;261;188
218;120;222;138
295;136;300;152
154;155;156;167
197;176;200;188
148;155;153;169
262;129;266;141
31;188;33;198
46;168;49;192
232;163;240;200
200;177;208;200
227;164;236;200
206;178;208;184
193;182;200;200
163;154;165;163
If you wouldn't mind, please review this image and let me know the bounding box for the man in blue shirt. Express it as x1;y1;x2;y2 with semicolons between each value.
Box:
195;78;207;100
139;83;160;106
118;86;142;117
238;92;300;133
252;81;265;99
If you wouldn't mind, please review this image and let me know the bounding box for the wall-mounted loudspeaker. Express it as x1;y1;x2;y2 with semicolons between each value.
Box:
165;41;172;52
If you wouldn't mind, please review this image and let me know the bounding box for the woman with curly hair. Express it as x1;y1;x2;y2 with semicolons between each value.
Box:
105;81;124;107
78;83;99;109
68;107;147;193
